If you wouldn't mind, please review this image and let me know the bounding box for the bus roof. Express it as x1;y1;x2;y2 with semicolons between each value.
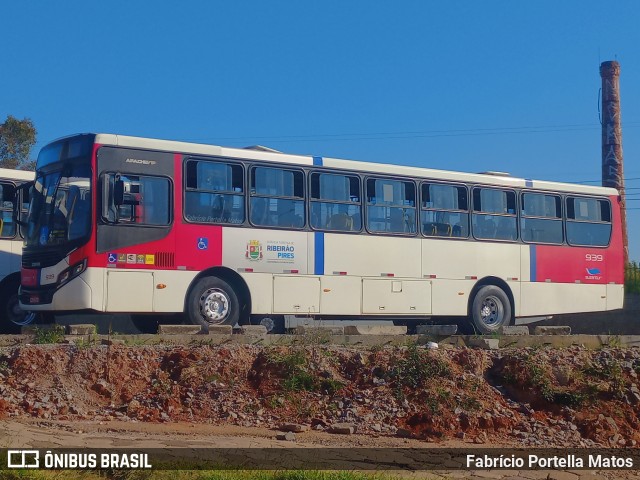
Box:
0;167;34;182
92;133;618;197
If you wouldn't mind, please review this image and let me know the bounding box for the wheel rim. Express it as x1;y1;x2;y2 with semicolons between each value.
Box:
259;317;275;332
198;288;230;325
7;296;37;326
479;295;504;327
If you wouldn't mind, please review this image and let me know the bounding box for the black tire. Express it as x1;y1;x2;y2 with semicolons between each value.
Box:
186;277;240;333
468;285;512;335
0;279;37;334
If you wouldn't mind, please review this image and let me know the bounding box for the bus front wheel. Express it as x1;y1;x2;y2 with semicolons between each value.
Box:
469;285;512;334
187;276;239;333
0;279;38;334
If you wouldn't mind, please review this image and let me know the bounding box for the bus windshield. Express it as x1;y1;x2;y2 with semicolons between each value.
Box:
25;164;91;248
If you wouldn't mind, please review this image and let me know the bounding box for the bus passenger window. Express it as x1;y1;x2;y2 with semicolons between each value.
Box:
0;183;16;238
250;166;305;229
566;197;611;246
366;178;415;234
310;172;361;232
184;160;245;224
520;192;562;244
472;187;517;241
421;183;468;238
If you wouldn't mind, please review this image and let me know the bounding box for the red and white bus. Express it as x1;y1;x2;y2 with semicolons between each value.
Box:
20;133;624;333
0;167;36;333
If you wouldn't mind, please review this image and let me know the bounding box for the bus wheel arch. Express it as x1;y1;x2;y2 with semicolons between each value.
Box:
466;277;514;334
0;272;37;333
185;267;252;332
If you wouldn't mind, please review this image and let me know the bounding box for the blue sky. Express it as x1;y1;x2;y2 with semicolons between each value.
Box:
2;1;639;260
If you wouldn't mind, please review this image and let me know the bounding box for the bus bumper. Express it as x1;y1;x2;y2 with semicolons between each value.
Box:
20;275;93;311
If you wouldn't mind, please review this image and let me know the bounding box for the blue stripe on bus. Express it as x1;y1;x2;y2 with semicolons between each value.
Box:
312;158;324;274
525;179;533;187
530;244;537;282
315;232;325;275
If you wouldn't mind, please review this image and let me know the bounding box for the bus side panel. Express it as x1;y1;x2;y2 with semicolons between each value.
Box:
222;228;308;274
319;275;362;315
323;235;422;278
239;273;273;314
520;282;606;316
152;270;198;312
423;239;521;316
606;284;624;311
421;239;520;280
430;279;475;316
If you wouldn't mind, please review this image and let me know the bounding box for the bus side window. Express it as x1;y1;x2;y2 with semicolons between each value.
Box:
566;196;611;246
184;160;245;224
0;182;16;238
310;172;361;232
366;178;415;234
421;183;468;239
472;187;517;241
250;166;304;229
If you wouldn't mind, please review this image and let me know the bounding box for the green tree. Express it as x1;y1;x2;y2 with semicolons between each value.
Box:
0;115;37;170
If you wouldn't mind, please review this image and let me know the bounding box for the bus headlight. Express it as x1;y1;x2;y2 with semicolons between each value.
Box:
58;259;87;285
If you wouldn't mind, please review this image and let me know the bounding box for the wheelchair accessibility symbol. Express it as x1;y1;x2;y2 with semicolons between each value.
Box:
197;238;208;250
107;253;117;263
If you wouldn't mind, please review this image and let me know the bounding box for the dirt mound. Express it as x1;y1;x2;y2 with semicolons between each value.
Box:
0;343;639;447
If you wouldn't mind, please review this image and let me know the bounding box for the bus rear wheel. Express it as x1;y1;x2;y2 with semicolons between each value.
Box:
187;276;239;333
469;285;512;334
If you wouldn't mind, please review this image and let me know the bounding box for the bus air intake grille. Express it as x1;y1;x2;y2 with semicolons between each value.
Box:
155;252;175;268
22;250;62;268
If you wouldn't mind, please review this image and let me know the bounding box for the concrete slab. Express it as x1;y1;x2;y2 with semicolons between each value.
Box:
238;325;268;335
66;324;96;335
533;325;571;336
500;325;529;336
208;325;233;335
343;325;407;336
466;338;500;350
415;324;458;336
294;326;344;335
157;325;203;335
